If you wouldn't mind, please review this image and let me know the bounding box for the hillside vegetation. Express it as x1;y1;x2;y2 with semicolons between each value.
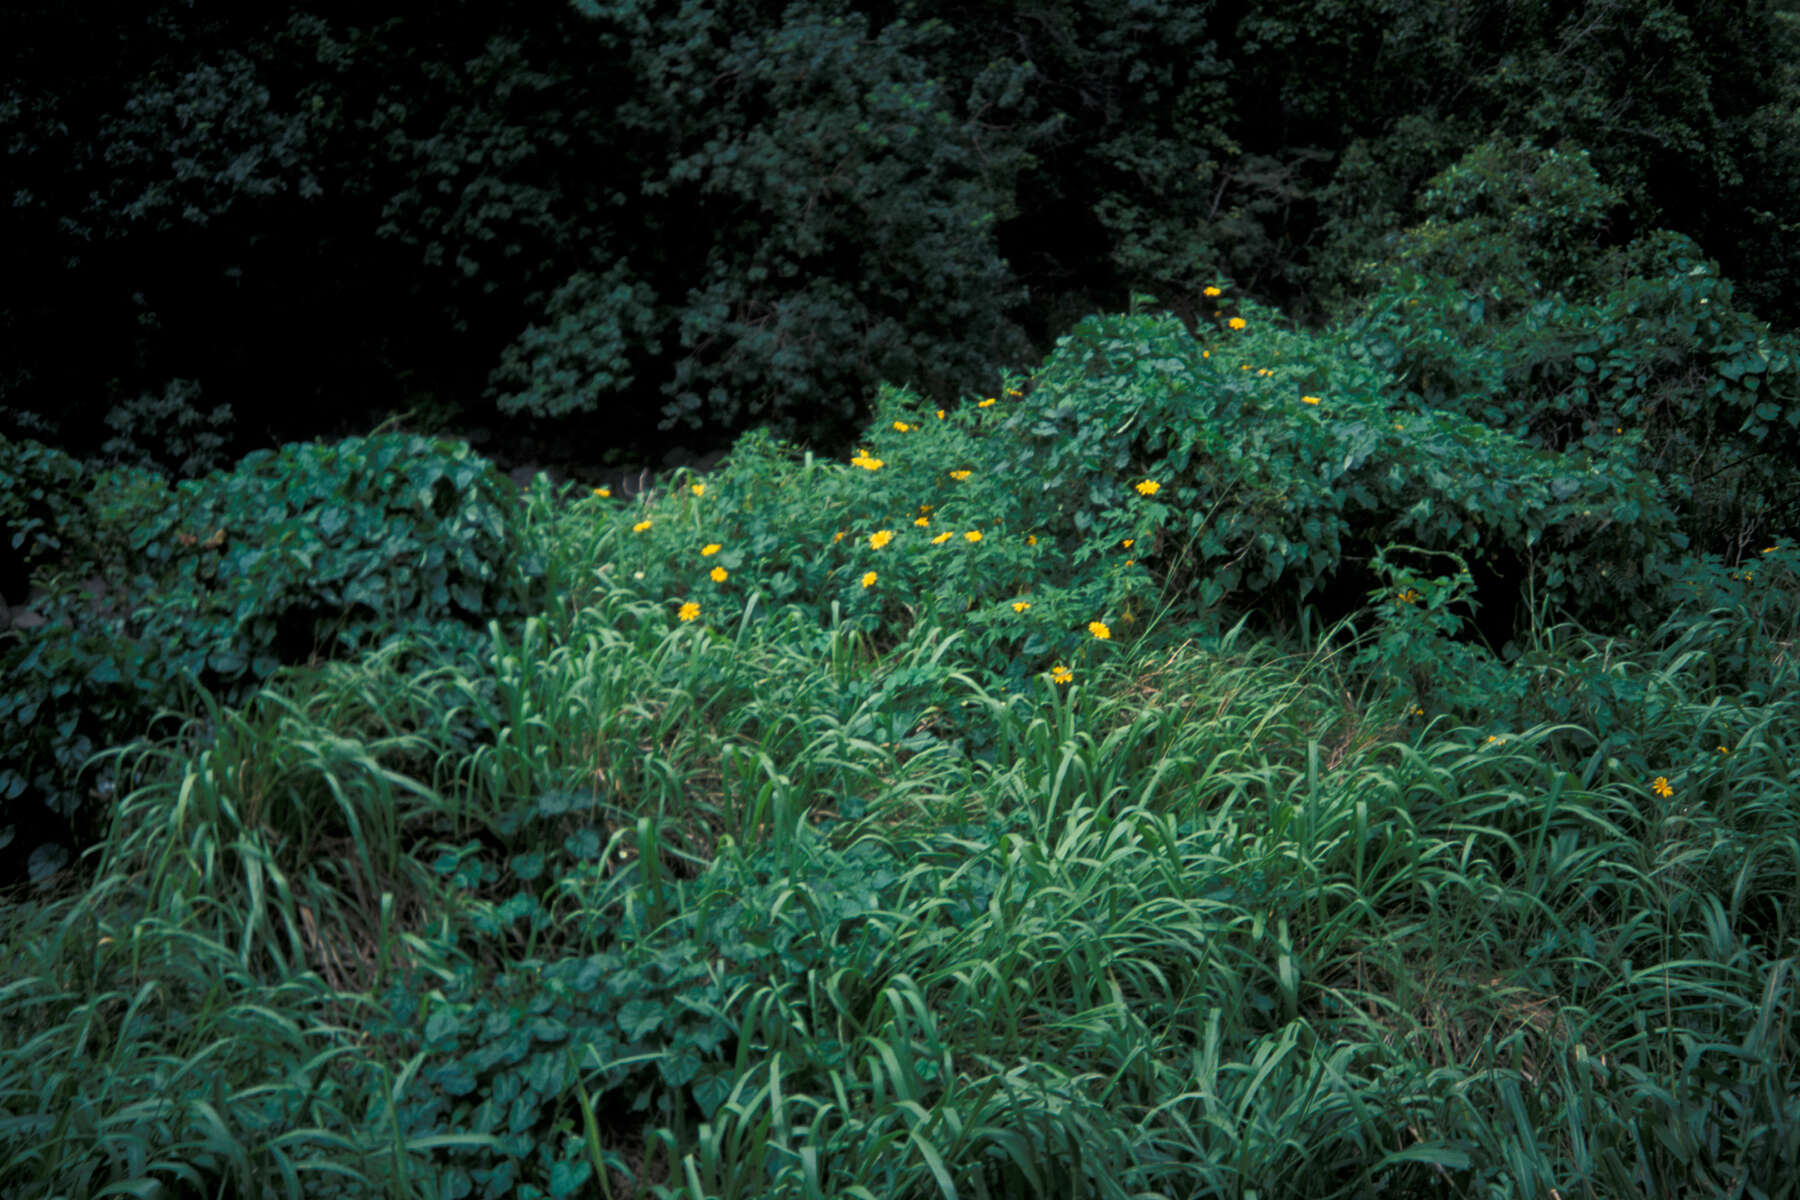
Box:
4;3;1800;1194
3;248;1798;1194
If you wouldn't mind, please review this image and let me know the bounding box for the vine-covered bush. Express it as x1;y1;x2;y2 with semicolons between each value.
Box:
0;434;543;885
1347;142;1800;556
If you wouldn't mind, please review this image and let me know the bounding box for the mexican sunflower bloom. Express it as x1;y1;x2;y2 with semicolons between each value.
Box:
677;602;700;622
1135;479;1160;496
1652;776;1674;797
1051;665;1073;685
1088;621;1111;640
869;529;894;549
701;543;722;556
710;566;728;583
861;571;877;588
1228;317;1247;331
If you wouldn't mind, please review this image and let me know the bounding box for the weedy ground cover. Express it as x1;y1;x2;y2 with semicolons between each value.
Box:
2;299;1797;1197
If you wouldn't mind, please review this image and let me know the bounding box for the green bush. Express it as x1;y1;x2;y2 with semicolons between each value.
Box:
0;433;542;885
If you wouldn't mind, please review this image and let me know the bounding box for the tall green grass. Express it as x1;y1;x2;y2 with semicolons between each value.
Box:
1;458;1795;1198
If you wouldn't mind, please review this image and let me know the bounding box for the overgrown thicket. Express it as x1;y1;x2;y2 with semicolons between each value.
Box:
3;264;1797;1192
4;0;1798;466
3;3;1799;1196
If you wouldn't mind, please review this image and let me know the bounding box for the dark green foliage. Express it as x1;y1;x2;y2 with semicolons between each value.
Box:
0;433;541;884
0;438;94;598
1349;141;1800;554
1003;304;1678;628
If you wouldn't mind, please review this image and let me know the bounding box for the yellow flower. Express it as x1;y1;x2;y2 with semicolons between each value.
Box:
1135;479;1160;496
701;543;722;556
1228;317;1247;331
869;529;894;549
833;531;846;543
1088;621;1111;640
861;571;877;588
1395;588;1421;605
593;487;612;498
1012;601;1030;613
1202;350;1210;358
893;421;913;432
978;398;997;408
931;532;953;545
1718;745;1731;755
1763;546;1779;554
691;482;706;497
1122;538;1134;549
1124;559;1135;567
1005;387;1022;396
1652;775;1673;797
1301;395;1322;406
851;453;884;471
633;520;652;533
936;409;946;420
1026;534;1038;546
677;602;701;623
1051;665;1073;685
914;516;929;527
965;530;982;543
1203;286;1222;297
710;566;728;583
949;469;972;481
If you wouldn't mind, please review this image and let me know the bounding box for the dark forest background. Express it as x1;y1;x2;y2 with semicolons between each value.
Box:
7;0;1799;473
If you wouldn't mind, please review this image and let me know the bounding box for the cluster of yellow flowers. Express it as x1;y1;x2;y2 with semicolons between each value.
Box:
850;451;884;471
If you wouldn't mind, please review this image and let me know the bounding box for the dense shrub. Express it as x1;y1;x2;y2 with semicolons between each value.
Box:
1348;142;1800;555
0;433;542;885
